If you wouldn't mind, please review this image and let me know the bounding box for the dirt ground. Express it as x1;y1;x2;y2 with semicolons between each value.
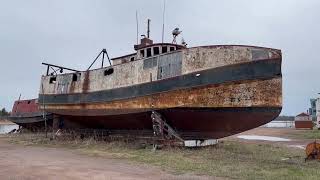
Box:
0;139;213;180
0;127;313;180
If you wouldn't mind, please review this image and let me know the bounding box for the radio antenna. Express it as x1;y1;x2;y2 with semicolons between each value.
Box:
161;0;166;43
136;10;139;44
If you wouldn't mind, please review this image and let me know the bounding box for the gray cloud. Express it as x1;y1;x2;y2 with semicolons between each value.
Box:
0;0;319;115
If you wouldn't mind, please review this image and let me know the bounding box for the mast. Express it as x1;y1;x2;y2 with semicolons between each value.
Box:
147;19;151;38
162;0;166;43
136;11;139;44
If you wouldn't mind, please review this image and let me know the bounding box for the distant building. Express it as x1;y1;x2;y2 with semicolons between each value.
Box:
294;112;313;129
309;98;317;121
262;116;294;128
316;98;320;129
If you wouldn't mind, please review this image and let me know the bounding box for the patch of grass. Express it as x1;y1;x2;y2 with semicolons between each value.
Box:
4;134;320;180
288;129;320;140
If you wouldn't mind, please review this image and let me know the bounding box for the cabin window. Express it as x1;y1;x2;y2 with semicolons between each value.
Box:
162;46;168;53
130;57;135;61
104;68;114;76
153;47;160;55
170;46;175;52
146;48;152;57
140;49;145;58
72;74;78;82
49;77;56;84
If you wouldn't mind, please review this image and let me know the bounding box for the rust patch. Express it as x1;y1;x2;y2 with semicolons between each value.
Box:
69;82;76;93
82;71;90;93
44;77;282;114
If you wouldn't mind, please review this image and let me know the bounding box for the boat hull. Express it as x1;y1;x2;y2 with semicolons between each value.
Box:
42;76;281;139
9;99;53;131
38;45;282;140
57;107;280;140
9;115;53;131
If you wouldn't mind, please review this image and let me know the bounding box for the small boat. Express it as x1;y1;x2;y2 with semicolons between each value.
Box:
9;99;52;131
38;23;282;140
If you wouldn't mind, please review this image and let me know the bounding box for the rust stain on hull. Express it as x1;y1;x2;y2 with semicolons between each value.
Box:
44;77;282;115
42;77;282;139
82;71;90;93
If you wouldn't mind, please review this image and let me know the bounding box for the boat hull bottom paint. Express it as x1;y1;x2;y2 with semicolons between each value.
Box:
9;116;53;132
54;107;281;140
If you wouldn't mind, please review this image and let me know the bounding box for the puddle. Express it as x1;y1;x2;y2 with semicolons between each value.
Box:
237;135;291;142
0;124;19;134
287;145;305;150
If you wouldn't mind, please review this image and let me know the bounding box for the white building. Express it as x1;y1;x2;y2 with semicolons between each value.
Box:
316;98;320;128
262;116;294;128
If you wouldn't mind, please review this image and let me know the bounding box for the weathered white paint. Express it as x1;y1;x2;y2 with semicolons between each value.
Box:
40;46;280;95
184;139;218;147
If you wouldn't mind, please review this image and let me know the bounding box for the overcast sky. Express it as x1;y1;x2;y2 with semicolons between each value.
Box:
0;0;319;115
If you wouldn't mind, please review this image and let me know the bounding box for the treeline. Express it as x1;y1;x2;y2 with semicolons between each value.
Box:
0;108;10;116
274;116;295;121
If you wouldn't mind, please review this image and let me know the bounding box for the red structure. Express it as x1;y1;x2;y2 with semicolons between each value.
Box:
11;99;39;116
295;113;313;129
9;99;52;131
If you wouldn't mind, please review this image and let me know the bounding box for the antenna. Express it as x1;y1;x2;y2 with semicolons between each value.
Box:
136;11;139;44
147;19;151;38
161;0;166;43
172;28;182;44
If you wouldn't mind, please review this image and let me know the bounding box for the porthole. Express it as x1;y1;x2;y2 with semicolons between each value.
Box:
104;68;114;76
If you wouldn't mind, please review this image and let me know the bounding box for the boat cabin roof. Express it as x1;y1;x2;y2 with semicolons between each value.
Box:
111;37;186;62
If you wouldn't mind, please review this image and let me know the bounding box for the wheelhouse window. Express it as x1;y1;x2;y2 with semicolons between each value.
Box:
72;74;79;82
49;77;56;84
162;46;168;53
170;46;175;52
153;47;160;55
130;57;135;61
140;49;145;58
146;48;152;57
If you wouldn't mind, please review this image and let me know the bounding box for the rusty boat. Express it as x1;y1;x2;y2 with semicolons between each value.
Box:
9;99;52;131
38;26;282;140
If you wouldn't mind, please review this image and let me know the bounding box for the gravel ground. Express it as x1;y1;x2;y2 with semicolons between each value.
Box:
0;139;215;180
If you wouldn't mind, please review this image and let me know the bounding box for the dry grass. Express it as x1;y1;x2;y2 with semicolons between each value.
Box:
4;133;320;180
288;129;320;140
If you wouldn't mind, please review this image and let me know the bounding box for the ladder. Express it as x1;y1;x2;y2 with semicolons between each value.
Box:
151;111;184;143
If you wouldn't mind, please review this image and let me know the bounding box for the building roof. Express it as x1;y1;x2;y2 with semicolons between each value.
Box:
296;112;309;117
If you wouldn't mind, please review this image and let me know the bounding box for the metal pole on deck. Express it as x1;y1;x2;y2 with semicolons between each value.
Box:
41;83;47;138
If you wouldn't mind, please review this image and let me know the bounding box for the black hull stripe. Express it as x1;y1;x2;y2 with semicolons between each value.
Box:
8;114;52;124
10;112;50;118
39;59;281;105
